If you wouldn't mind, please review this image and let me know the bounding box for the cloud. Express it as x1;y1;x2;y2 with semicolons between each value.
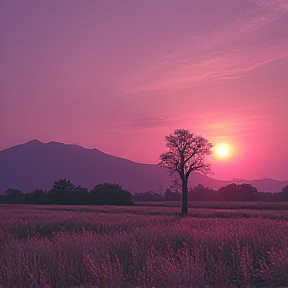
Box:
193;111;283;142
123;116;177;129
123;1;288;94
252;0;288;13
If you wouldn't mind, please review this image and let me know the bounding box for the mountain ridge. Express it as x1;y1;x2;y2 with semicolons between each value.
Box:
0;140;287;194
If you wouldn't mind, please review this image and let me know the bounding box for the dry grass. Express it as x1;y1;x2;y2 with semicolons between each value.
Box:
134;201;288;210
0;203;287;288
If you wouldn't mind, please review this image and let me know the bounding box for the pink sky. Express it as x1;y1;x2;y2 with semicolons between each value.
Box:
0;0;287;181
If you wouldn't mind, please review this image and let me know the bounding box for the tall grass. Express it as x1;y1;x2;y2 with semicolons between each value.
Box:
0;204;287;287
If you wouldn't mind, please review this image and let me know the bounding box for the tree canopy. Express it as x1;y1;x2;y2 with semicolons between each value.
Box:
159;129;213;178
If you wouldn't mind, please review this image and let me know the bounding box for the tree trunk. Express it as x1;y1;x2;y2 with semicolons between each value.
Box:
181;176;188;215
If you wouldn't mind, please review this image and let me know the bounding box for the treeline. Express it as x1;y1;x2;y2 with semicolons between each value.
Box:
2;181;288;205
0;179;133;206
133;183;288;202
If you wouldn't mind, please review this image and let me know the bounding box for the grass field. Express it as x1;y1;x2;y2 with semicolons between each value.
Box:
0;202;288;288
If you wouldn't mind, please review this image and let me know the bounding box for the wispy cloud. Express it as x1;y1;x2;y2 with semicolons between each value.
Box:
122;116;178;129
123;1;288;94
165;109;280;140
252;0;288;14
193;111;287;144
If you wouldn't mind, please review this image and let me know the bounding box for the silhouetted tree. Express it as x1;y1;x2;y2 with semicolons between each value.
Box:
238;183;257;201
164;188;181;201
191;184;206;201
25;189;47;204
0;194;7;204
52;179;75;192
90;183;133;206
190;184;216;201
159;129;212;215
48;179;76;204
280;185;288;201
218;183;239;201
283;185;288;194
71;186;90;205
217;183;257;201
5;188;23;204
133;191;163;202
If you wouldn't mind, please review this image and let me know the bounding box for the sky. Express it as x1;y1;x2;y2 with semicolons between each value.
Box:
1;0;288;181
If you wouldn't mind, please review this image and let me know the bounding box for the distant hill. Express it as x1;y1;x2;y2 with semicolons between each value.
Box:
231;178;288;194
0;140;287;194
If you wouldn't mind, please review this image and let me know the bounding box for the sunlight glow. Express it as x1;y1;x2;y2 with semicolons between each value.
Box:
213;143;233;160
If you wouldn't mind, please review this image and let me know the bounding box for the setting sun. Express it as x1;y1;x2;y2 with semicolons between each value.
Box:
213;143;233;160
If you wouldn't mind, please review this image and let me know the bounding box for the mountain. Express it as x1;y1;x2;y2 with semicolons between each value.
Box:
231;178;288;194
0;140;287;194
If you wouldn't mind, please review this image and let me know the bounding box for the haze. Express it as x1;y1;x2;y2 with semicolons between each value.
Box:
0;0;287;181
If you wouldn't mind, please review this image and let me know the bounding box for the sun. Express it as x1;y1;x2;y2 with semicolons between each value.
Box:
213;143;232;160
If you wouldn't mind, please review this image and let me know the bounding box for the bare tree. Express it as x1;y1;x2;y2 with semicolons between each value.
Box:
159;129;213;215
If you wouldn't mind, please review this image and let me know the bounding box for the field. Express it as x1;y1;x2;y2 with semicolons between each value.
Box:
0;203;288;288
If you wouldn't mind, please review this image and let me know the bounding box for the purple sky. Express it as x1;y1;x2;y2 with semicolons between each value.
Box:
1;0;288;181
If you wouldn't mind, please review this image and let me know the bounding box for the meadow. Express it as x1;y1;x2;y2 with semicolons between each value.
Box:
0;203;288;288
